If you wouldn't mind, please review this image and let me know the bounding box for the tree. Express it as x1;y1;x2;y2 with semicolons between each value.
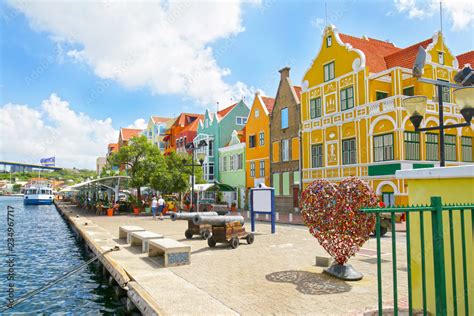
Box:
110;136;164;199
12;184;22;192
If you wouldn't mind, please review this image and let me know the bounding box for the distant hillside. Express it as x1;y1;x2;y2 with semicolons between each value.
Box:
0;169;97;185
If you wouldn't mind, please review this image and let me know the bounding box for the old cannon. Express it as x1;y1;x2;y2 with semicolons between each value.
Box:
193;214;254;249
170;212;217;240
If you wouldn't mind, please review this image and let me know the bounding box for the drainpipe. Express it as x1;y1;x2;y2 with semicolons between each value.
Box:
298;128;303;204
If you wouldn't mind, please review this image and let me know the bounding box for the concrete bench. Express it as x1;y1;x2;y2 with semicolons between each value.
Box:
130;231;164;253
148;238;191;267
119;225;145;243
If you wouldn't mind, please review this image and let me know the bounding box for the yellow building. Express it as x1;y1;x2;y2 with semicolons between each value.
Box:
245;92;275;189
300;25;474;206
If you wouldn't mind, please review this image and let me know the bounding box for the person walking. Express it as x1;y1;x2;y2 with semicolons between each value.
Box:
157;195;165;220
151;196;158;220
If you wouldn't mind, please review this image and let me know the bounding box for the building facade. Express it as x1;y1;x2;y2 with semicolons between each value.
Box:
218;130;246;208
245;92;274;189
270;67;302;213
118;128;142;150
300;25;473;206
144;116;173;151
194;100;250;182
164;113;203;155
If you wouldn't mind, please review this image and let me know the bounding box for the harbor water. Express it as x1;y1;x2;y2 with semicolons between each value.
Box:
0;197;126;314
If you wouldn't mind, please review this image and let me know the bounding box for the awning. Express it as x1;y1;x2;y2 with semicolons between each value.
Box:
163;135;170;141
205;181;236;192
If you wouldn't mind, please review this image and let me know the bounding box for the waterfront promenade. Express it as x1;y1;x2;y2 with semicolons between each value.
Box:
57;202;408;315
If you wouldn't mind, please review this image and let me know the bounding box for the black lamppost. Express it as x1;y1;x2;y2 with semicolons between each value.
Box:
183;140;207;212
402;47;473;167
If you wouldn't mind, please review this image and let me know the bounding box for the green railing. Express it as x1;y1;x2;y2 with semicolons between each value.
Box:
361;196;474;316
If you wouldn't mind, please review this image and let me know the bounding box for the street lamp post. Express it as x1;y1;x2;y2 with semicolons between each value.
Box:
183;140;207;212
403;48;473;167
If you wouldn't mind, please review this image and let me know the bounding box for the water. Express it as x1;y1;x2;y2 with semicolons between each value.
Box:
0;197;126;314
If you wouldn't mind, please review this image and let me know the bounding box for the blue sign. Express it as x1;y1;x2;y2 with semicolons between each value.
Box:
249;187;276;234
40;157;55;166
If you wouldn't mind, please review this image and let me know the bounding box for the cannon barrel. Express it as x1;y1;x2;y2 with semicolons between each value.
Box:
170;212;218;221
193;214;244;226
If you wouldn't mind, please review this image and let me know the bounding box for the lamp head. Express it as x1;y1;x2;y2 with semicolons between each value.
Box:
196;152;206;165
402;96;427;130
454;86;474;123
198;139;207;147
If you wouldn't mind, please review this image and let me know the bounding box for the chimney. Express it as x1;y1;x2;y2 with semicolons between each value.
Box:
279;66;290;80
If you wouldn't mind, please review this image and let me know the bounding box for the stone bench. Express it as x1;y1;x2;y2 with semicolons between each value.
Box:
130;231;164;253
119;225;145;243
148;238;191;267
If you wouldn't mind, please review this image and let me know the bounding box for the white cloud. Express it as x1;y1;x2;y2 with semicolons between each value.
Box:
127;118;147;130
8;1;258;107
0;94;118;169
394;0;474;31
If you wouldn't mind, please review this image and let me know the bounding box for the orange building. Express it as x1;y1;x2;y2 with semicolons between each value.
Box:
164;113;203;155
245;92;275;189
118;128;142;150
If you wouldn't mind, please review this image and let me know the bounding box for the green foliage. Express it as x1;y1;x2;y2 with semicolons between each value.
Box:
12;184;22;192
0;168;96;184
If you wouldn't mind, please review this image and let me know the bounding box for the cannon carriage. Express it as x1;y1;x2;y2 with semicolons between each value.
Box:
193;214;254;249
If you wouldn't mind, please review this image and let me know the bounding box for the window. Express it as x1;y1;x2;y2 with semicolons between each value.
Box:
382;192;395;207
255;109;259;118
208;140;214;156
373;133;394;162
230;155;234;171
444;135;456;161
376;91;388;100
311;144;323;167
281;108;289;129
273;173;280;195
438;52;444;65
404;132;420;160
223;156;228;171
159;125;167;135
342;138;357;165
183;137;187;147
259;160;265;177
310;97;322;119
324;61;335;82
249;135;256;148
250;162;255;177
461;136;473;162
426;133;439;161
438;80;451;103
259;132;264;146
326;35;332;47
236;117;247;125
208;163;214;181
403;86;414;96
238;154;243;169
205;120;208;128
282;172;290;195
281;139;290;161
340;86;354;111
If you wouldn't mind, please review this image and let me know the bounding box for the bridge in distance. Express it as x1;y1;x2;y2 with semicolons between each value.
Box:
0;160;62;173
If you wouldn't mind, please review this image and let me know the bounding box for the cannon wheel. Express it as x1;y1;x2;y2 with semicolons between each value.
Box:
246;233;254;245
207;236;216;247
185;229;193;239
201;230;211;240
230;237;239;249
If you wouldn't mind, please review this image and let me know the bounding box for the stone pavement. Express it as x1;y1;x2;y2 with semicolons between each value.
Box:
67;207;409;315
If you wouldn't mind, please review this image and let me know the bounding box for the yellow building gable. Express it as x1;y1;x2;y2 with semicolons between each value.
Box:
245;92;275;188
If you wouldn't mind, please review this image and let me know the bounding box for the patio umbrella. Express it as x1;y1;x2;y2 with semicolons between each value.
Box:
205;181;236;192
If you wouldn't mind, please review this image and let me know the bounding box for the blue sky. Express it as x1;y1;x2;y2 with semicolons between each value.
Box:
0;0;472;168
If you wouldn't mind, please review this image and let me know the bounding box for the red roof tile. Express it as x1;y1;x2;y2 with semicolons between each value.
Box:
108;143;118;152
217;103;237;120
384;38;432;69
120;128;142;141
457;51;474;67
174;113;203;126
339;33;401;72
260;96;275;113
293;86;302;103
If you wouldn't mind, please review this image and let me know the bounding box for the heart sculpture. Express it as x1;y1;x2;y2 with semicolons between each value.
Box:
301;176;378;265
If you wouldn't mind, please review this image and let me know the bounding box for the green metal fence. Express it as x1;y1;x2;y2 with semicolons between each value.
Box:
361;196;473;315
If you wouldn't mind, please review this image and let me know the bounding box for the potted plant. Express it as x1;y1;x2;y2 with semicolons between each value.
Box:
183;199;191;211
129;195;141;215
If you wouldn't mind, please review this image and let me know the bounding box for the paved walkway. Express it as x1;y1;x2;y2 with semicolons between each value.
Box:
63;205;408;315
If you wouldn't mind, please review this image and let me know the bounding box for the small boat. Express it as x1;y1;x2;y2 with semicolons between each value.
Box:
24;178;54;205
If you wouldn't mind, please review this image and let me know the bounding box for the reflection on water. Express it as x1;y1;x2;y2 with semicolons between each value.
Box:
0;197;126;314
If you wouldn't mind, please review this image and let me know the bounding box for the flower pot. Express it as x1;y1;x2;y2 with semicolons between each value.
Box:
107;208;114;217
133;207;140;215
231;206;237;212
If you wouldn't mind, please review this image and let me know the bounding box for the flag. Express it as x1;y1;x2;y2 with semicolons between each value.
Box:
40;157;55;167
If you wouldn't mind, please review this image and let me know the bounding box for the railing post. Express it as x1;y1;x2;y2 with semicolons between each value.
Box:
430;196;447;314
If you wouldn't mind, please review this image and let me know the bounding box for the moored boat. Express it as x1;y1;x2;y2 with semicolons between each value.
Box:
24;178;54;205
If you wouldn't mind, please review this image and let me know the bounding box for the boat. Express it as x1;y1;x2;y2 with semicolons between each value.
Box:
24;178;54;205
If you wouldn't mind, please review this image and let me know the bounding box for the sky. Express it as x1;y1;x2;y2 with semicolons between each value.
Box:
1;0;473;169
